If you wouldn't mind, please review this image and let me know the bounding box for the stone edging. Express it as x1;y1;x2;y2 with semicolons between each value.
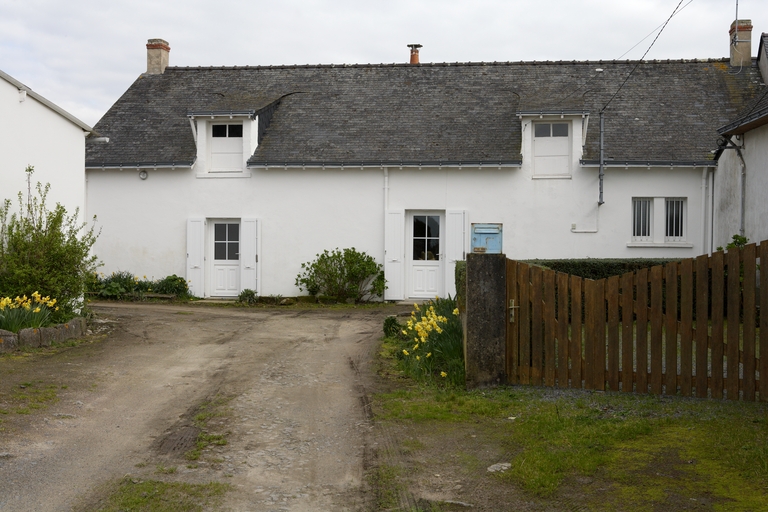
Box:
0;318;87;353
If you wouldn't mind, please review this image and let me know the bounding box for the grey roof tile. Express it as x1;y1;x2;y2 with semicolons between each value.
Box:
86;59;764;167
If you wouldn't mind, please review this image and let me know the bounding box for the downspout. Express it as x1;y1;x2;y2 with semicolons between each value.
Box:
598;111;605;205
700;167;709;254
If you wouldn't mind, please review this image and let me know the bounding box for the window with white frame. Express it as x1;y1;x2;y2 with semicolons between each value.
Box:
533;122;570;175
632;198;652;241
210;123;243;172
665;198;685;242
631;197;687;243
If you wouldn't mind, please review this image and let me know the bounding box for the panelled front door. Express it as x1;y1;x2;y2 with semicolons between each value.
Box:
211;221;240;296
408;212;444;298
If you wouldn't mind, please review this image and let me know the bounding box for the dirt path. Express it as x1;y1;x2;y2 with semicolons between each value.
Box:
0;303;403;511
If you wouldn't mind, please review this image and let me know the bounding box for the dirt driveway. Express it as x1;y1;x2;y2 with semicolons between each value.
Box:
0;303;404;511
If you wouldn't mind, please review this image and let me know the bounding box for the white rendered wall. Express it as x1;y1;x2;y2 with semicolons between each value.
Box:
714;125;768;248
0;78;86;221
87;159;706;297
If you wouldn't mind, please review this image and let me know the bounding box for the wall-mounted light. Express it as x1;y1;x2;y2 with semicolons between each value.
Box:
139;170;148;180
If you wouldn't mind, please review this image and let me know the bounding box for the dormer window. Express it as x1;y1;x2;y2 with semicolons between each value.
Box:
210;123;244;172
533;122;570;175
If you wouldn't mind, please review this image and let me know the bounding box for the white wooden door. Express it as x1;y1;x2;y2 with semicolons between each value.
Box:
408;212;444;298
186;219;205;297
210;221;240;297
384;210;405;300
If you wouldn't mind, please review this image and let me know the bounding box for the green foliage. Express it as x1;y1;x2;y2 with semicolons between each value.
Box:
527;258;677;280
237;288;258;305
89;272;190;300
0;167;99;322
97;477;230;512
455;260;466;312
717;233;749;252
388;297;464;387
383;315;402;338
295;247;386;303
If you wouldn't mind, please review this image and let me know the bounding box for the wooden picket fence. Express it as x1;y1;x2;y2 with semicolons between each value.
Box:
505;241;768;401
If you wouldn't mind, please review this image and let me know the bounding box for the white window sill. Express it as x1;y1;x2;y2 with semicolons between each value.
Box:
196;171;252;179
532;174;572;180
627;242;693;248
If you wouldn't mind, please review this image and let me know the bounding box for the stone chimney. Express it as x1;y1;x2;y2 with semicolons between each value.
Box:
730;20;752;67
407;44;422;64
146;39;171;74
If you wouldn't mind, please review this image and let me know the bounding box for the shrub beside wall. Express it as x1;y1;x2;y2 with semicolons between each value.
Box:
526;258;678;280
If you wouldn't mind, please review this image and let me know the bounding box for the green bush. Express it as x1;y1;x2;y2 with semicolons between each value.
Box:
295;247;386;303
0;167;99;322
237;288;258;305
88;272;190;300
526;258;677;280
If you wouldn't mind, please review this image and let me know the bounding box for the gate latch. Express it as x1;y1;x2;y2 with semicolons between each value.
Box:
509;299;519;323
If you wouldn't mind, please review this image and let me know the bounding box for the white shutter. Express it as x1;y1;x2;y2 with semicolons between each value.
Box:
240;218;259;294
445;210;468;298
186;218;205;297
384;210;404;300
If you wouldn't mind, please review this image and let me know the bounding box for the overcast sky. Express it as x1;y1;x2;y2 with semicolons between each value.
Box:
1;0;766;126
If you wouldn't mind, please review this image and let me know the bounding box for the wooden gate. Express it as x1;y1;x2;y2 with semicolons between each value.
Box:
505;241;767;401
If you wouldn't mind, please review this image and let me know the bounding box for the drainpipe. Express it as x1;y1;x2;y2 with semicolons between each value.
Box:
727;135;747;237
598;111;605;205
700;167;709;254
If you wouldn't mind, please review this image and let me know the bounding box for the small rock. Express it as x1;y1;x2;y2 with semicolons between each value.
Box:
279;298;296;306
487;462;511;473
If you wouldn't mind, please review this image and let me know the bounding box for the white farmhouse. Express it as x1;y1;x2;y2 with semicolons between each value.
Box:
85;27;766;300
0;70;96;220
714;29;768;248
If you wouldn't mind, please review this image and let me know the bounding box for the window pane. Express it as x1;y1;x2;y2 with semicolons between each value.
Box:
212;125;227;137
228;242;239;260
427;239;440;260
228;124;243;138
552;123;569;137
534;123;551;137
633;199;651;238
413;239;426;260
413;216;426;238
427;216;440;238
228;223;239;241
214;242;227;260
666;199;684;238
214;223;227;241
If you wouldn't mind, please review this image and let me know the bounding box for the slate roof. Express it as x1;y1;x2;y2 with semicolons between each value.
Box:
85;58;764;168
719;34;768;136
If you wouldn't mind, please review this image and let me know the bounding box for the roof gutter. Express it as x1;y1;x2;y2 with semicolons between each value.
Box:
85;161;195;170
247;160;522;169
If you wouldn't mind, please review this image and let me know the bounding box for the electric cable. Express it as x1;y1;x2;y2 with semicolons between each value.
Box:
601;0;687;112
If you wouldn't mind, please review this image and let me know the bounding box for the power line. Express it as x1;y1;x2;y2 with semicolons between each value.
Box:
601;0;687;112
616;0;694;60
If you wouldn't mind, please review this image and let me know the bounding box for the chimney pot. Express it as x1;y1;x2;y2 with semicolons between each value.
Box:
146;38;171;74
729;20;752;67
407;44;422;65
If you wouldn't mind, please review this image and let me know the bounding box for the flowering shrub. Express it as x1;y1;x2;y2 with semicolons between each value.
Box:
0;292;58;333
391;296;464;387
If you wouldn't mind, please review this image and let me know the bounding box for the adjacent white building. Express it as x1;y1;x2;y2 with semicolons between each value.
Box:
85;29;767;300
0;70;96;220
714;29;768;248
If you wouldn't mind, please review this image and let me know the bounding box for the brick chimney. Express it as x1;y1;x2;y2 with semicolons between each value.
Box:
407;44;422;64
146;38;171;74
730;20;752;67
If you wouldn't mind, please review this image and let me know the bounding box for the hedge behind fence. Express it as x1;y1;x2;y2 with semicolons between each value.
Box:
525;258;678;281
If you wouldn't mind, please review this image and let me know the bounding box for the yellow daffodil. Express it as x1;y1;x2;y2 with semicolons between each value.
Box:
427;352;432;358
403;349;409;356
440;371;448;378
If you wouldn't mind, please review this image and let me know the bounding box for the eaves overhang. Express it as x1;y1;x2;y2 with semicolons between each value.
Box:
187;110;257;119
516;110;590;117
0;69;99;137
717;106;768;136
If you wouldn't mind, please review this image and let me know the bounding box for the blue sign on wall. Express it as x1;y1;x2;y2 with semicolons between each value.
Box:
471;223;503;254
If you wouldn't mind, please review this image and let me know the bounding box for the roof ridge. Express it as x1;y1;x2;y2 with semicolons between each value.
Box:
165;58;731;72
